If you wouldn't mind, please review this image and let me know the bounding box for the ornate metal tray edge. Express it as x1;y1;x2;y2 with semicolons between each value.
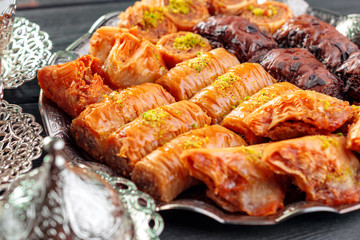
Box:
38;7;360;225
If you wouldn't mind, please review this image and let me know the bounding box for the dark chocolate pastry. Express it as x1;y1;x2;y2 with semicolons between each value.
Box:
273;15;358;71
259;48;344;99
336;51;360;102
194;15;278;62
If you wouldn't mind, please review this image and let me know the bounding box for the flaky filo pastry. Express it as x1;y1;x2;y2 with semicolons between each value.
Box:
71;83;175;162
190;62;276;124
243;90;354;141
38;55;111;118
181;144;286;216
221;82;300;144
104;100;211;177
264;135;360;206
118;1;177;44
103;32;167;89
206;0;256;15
132;125;247;203
156;48;240;101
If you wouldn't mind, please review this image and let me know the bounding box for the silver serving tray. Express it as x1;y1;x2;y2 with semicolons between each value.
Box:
39;7;360;225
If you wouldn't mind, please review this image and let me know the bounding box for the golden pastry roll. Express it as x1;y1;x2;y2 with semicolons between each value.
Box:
221;82;300;144
105;100;211;177
240;1;294;34
156;48;239;101
181;144;286;216
346;106;360;152
207;0;256;15
132;125;247;202
118;1;177;44
264;135;360;206
243;90;353;141
103;32;167;89
70;83;175;162
190;63;276;124
156;31;212;69
89;26;138;63
144;0;210;31
38;55;111;118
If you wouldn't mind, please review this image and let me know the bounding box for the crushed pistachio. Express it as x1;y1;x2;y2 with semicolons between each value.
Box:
248;5;254;11
252;5;279;17
183;135;209;149
213;73;241;92
323;101;330;111
318;136;338;150
173;33;206;50
142;7;164;28
166;0;192;14
336;132;344;136
244;96;250;101
238;146;262;163
192;123;196;128
142;109;169;127
188;55;211;72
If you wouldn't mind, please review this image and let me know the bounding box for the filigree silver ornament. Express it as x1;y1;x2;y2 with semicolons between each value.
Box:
0;137;164;240
1;17;52;89
336;14;360;48
0;100;43;192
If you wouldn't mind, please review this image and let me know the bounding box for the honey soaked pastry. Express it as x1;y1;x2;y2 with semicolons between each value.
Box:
89;26;138;63
240;1;293;34
38;55;111;118
346;107;360;152
190;63;276;124
70;83;175;162
132;125;247;202
118;1;177;44
194;15;277;62
104;32;167;89
274;15;359;71
181;144;286;216
156;48;239;101
207;0;256;15
221;82;300;144
336;51;360;102
243;90;354;141
144;0;210;31
264;136;360;206
104;100;211;177
156;31;212;69
258;48;343;99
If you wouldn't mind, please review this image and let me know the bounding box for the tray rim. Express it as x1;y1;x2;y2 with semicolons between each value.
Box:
39;5;360;225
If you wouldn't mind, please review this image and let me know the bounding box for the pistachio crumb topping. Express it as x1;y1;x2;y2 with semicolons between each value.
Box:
142;109;169;127
318;136;339;150
188;55;211;72
213;73;241;92
142;7;164;28
251;4;278;17
173;33;206;51
167;0;192;14
238;146;262;163
183;135;209;149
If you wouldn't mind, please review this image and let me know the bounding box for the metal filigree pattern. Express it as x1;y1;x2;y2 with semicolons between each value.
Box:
0;100;43;191
336;14;360;47
2;17;52;89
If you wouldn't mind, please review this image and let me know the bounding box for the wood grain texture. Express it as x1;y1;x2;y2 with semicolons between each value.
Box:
4;1;360;239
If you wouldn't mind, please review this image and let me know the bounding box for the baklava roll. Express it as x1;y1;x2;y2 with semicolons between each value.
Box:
258;48;343;99
144;0;210;31
118;1;177;44
70;83;175;162
243;90;353;141
105;100;211;177
190;63;276;124
89;26;138;63
240;1;293;34
206;0;256;15
336;51;360;102
264;136;360;206
38;55;111;118
181;144;286;216
194;15;278;62
346;107;360;152
156;48;239;101
132;125;246;202
221;82;300;144
273;15;359;71
104;32;167;89
156;31;212;69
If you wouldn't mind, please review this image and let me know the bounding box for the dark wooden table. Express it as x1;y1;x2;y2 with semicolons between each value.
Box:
5;0;360;239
